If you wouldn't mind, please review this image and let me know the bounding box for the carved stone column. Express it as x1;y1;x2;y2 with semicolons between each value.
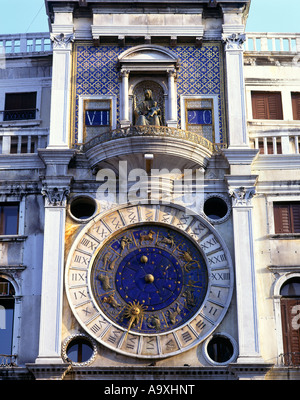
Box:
167;68;177;127
35;181;71;364
120;69;130;127
223;33;248;147
226;177;263;364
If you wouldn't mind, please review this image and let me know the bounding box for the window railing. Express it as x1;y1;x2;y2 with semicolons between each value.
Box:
3;109;37;121
278;352;300;367
0;354;17;367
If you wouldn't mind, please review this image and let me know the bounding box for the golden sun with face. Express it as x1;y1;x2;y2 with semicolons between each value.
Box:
123;301;147;336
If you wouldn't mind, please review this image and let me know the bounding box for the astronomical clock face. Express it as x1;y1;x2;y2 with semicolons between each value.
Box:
65;204;233;359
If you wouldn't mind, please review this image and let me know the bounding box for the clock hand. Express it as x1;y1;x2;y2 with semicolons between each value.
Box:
123;301;146;340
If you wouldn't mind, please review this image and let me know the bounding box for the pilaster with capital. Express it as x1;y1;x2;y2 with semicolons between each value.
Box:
222;32;248;147
36;147;74;364
48;8;74;148
36;182;71;364
226;177;263;364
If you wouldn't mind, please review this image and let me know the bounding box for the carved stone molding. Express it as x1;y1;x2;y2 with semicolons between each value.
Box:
0;265;26;283
223;33;246;50
167;67;178;80
50;33;74;49
229;186;256;206
120;68;129;78
0;181;40;198
41;185;70;207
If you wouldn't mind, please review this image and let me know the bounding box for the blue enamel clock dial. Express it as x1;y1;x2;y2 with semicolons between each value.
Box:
91;224;208;334
115;247;183;311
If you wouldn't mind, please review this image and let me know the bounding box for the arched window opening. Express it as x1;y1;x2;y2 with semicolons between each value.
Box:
280;278;300;297
280;277;300;366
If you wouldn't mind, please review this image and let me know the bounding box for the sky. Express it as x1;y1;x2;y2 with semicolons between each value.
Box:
0;0;299;35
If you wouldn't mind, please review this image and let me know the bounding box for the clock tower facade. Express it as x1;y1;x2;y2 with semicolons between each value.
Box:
13;0;298;380
32;0;265;378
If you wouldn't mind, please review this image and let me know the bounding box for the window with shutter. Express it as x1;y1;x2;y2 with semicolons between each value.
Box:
252;91;283;120
291;204;300;233
274;202;300;234
281;298;300;366
292;93;300;120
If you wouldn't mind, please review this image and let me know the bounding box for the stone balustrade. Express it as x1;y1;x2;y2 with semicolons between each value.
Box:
0;32;52;55
245;32;300;53
248;121;300;155
0;128;48;154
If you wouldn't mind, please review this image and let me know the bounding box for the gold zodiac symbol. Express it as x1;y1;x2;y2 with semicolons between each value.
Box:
97;273;112;291
178;248;199;272
183;288;197;308
103;293;121;309
139;230;155;245
147;315;161;331
167;303;181;325
157;233;175;249
120;236;133;254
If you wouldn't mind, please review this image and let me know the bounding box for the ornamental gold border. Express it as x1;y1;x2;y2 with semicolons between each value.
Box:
65;203;234;359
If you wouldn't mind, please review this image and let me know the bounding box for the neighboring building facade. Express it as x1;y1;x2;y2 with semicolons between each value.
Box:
0;0;300;380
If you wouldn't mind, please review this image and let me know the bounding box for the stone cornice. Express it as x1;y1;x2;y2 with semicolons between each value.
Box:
0;154;45;170
225;175;258;188
25;362;272;380
222;147;259;165
252;154;300;170
38;148;76;176
38;148;76;166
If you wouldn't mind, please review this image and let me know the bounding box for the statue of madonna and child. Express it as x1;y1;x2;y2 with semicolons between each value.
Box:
134;89;162;126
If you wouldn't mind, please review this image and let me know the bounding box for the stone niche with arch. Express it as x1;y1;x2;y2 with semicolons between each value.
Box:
118;45;179;128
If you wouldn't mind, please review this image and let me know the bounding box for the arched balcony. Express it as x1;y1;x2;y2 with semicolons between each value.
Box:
79;125;225;171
